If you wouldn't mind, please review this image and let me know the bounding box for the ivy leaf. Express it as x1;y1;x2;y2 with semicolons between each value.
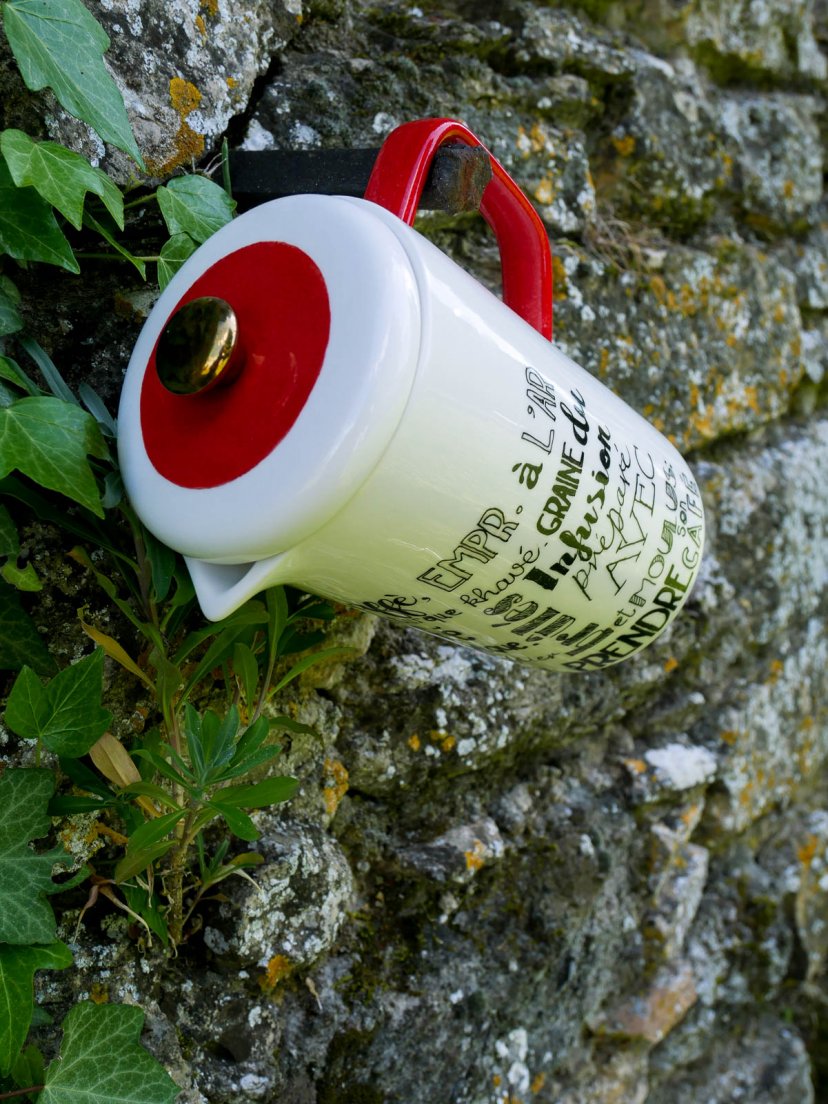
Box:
0;396;108;515
0;278;22;337
0;505;18;559
2;561;41;591
0;942;72;1074
0;130;124;230
5;648;112;756
0;578;54;674
0;357;40;397
0;769;69;943
157;233;197;291
84;212;145;279
11;1042;45;1090
156;176;235;244
1;0;144;166
0;160;77;272
40;1002;179;1104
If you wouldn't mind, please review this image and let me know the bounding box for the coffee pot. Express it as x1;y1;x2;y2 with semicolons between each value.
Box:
118;118;704;672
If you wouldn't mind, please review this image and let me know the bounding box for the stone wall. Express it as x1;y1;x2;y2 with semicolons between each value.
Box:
4;1;828;1101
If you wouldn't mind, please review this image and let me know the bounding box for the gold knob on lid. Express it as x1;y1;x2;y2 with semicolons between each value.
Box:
155;296;243;395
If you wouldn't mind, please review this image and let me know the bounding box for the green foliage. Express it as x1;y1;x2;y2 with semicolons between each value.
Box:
0;770;69;944
5;648;112;756
0;395;109;515
0;941;71;1074
0;505;17;557
10;1041;45;1091
0;278;22;337
0;0;143;165
0;503;41;591
0;579;53;672
157;233;197;291
0;5;351;1096
157;175;236;243
39;1001;179;1104
116;705;296;879
0;158;79;272
155;176;235;288
1;130;124;229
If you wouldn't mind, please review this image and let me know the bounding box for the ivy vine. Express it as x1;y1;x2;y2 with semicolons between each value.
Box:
0;2;335;1100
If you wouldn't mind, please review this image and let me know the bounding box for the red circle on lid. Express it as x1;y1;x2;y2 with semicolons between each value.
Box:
140;241;331;488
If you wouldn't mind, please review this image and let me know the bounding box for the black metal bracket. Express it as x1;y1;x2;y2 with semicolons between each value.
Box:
227;145;492;215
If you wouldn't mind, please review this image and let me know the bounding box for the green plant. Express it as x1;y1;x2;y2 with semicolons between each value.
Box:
0;2;345;1098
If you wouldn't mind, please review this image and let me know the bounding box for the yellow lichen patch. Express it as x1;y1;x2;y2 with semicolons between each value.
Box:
743;385;760;414
323;758;349;816
89;982;109;1004
767;658;784;684
493;1074;502;1088
612;134;635;157
720;729;740;746
798;836;819;868
441;734;456;753
84;821;130;847
533;176;553;205
680;803;702;830
465;839;486;872
598;347;610;377
200;0;218;16
195;13;207;37
649;274;668;304
664;656;679;673
624;757;647;775
260;954;293;991
226;76;237;89
782;179;795;200
530;1072;546;1093
516;122;549;157
147;77;206;175
170;76;202;115
551;255;568;301
407;732;421;752
688;403;715;440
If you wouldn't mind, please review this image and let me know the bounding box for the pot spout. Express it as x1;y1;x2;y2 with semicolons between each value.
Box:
185;552;293;621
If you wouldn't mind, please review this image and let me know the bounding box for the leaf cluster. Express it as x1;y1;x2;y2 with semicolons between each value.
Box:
0;5;348;1099
0;770;180;1104
0;0;234;309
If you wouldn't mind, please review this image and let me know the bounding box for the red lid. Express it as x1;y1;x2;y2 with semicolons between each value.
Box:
140;242;331;489
119;195;420;564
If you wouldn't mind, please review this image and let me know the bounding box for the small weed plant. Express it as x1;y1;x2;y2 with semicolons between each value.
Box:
0;2;341;1099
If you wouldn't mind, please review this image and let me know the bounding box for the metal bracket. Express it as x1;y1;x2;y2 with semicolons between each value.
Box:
227;145;493;215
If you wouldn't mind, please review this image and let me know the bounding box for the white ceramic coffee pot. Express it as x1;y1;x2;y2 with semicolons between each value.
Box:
118;118;704;672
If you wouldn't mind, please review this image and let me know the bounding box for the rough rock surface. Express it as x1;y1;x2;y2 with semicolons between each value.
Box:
3;0;828;1102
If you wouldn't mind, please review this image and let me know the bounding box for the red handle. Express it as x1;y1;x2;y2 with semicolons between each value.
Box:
364;118;553;341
